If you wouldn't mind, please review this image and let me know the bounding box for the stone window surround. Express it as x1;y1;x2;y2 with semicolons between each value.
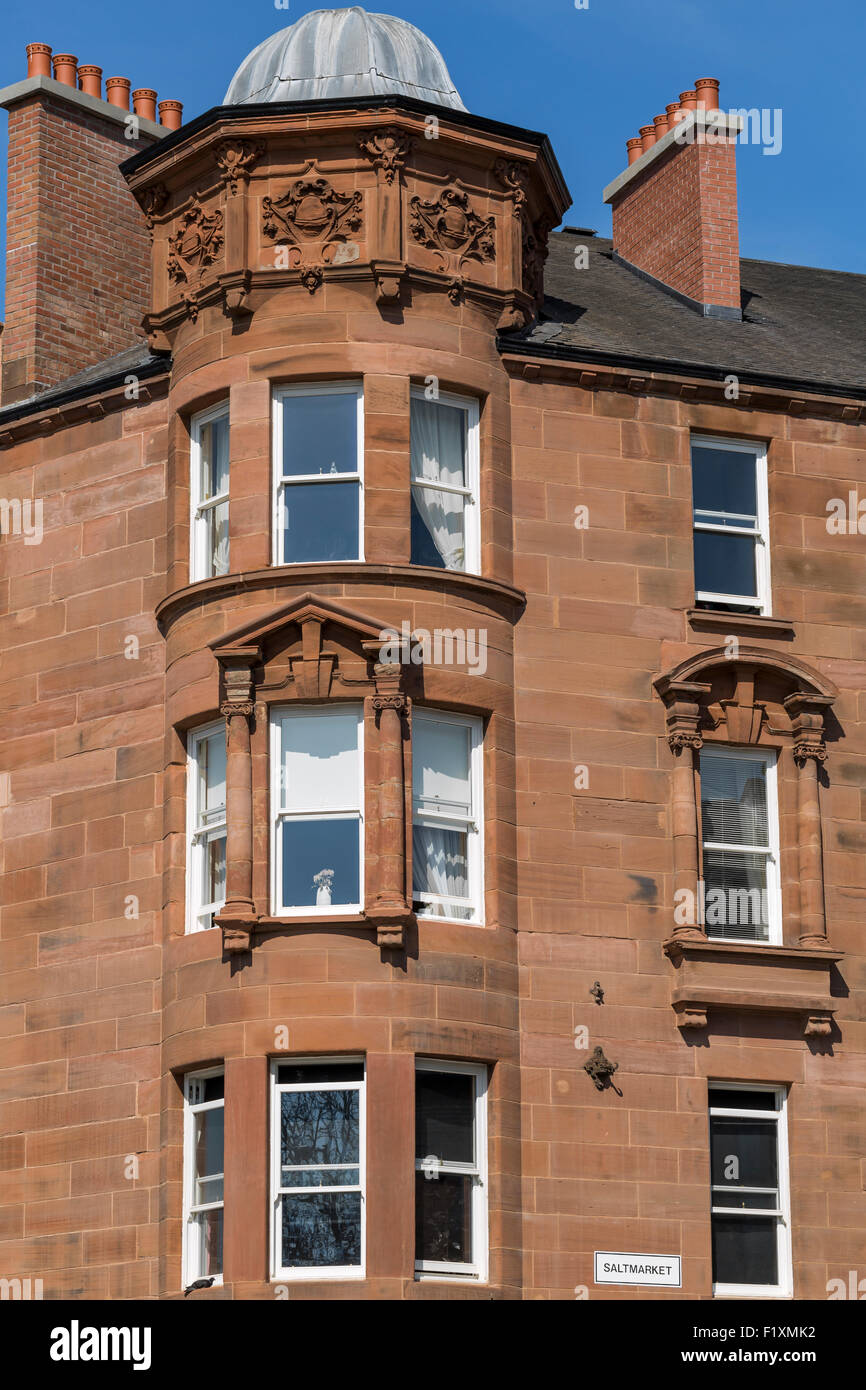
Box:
654;647;843;1038
197;593;493;954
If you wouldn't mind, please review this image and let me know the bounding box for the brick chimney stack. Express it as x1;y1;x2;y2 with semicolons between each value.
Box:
603;79;743;320
0;44;182;404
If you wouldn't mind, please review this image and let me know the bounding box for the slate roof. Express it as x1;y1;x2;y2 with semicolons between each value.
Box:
0;344;167;425
508;230;866;399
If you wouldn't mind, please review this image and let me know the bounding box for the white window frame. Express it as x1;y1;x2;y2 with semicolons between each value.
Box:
700;743;782;946
691;434;771;614
186;720;227;933
269;704;365;918
709;1083;792;1299
183;1067;225;1288
190;401;230;583
415;1058;488;1283
272;382;364;566
410;386;481;576
412;708;484;925
270;1058;366;1281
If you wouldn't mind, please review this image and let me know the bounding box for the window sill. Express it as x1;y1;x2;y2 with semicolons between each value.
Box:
687;608;795;639
663;936;841;1037
216;906;416;952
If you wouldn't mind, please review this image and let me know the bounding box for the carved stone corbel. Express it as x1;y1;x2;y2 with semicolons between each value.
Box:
215;138;263;194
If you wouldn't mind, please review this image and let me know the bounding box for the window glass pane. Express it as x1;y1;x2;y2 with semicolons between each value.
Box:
192;1208;223;1277
702;755;768;846
413;719;471;817
411;488;465;570
415;1172;472;1264
200;733;226;818
279;710;359;812
193;1108;224;1187
200;414;229;500
411;398;466;488
709;1088;780;1112
411;494;448;569
281;819;360;908
694;529;757;599
281;480;360;562
208;500;229;577
692;445;757;520
416;1070;475;1164
413;824;471;919
280;1089;360;1169
711;1118;778;1191
281;393;358;478
204;834;226;910
702;849;768;941
281;1192;361;1267
277;1063;364;1085
712;1189;778;1210
712;1214;777;1286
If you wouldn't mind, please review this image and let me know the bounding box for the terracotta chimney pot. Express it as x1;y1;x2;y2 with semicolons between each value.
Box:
639;124;657;153
158;99;183;130
679;90;698;111
26;43;52;79
52;54;78;87
666;101;684;124
653;112;669;137
105;76;131;110
626;137;643;166
695;77;721;111
132;88;157;122
77;65;102;99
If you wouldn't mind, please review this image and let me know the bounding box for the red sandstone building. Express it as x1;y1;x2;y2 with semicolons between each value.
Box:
0;10;864;1302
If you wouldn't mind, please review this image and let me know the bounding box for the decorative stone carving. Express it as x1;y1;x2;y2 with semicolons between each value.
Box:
584;1047;619;1091
589;981;604;1005
494;157;528;216
215;138;263;194
359;127;411;183
167;196;224;283
137;182;168;236
522;217;553;302
263;174;363;248
409;183;495;272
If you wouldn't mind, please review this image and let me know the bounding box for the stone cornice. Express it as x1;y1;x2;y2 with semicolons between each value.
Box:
155;564;526;633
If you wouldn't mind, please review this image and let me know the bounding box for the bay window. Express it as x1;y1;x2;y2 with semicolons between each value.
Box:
412;709;483;923
410;388;479;573
190;402;230;581
187;722;227;932
183;1069;225;1286
709;1084;791;1298
271;1060;365;1279
415;1059;487;1280
700;745;781;944
271;705;364;916
692;436;770;614
273;383;363;564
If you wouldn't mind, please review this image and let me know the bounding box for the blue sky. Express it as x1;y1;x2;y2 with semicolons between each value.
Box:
1;0;864;311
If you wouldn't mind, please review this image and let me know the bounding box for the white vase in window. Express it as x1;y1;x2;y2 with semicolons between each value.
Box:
316;883;332;906
313;869;334;906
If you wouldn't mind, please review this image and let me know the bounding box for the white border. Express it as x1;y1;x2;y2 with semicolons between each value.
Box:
691;434;772;615
709;1082;792;1299
409;386;481;576
270;1057;366;1281
412;708;485;926
414;1058;488;1283
699;743;782;946
271;382;364;566
190;401;230;584
269;704;365;918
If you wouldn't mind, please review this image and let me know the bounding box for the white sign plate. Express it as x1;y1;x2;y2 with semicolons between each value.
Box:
594;1251;681;1288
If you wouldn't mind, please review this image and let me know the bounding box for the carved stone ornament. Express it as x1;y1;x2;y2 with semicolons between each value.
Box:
521;217;552;302
167;196;224;283
359;127;411;183
138;182;168;235
263;174;363;249
793;740;828;767
494;157;529;216
215;138;263;193
409;183;495;272
584;1046;619;1091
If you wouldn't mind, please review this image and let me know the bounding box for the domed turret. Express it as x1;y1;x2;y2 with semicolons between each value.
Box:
224;7;467;110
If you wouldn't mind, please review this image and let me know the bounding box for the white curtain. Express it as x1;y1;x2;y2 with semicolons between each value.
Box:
413;824;470;916
411;399;465;570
